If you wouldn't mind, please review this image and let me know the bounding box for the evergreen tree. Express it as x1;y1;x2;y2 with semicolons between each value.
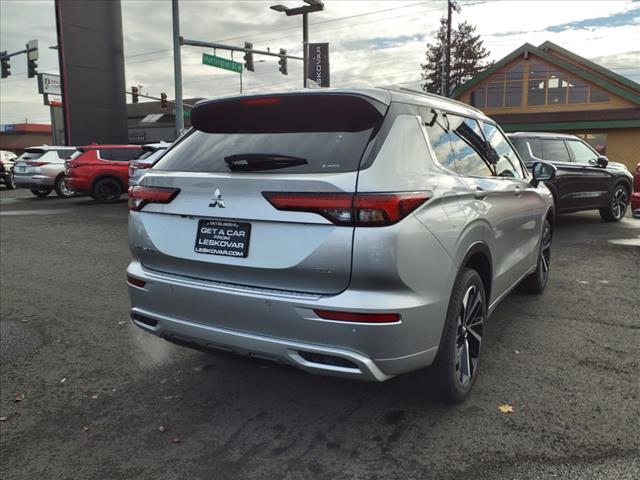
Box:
421;18;492;96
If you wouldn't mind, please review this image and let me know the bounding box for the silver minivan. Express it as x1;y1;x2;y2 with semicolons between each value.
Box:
127;88;555;403
14;146;78;197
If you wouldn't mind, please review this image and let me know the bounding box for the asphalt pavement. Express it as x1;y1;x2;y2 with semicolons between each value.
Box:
1;187;638;480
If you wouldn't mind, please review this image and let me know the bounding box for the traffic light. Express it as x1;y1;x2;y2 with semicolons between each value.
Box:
27;58;38;78
160;92;168;109
243;42;254;72
1;52;10;79
131;86;139;103
26;40;38;78
278;48;288;75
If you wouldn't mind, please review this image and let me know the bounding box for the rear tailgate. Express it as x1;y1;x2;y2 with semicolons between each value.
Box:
131;93;387;295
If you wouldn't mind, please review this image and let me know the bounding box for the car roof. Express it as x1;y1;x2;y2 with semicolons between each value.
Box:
77;144;142;149
195;87;491;123
24;145;77;151
508;132;580;140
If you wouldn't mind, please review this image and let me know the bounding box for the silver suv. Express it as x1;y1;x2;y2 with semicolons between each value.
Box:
127;88;555;403
14;146;78;198
128;142;170;187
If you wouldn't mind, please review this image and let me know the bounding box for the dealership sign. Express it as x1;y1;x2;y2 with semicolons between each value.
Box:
37;73;62;96
306;43;330;88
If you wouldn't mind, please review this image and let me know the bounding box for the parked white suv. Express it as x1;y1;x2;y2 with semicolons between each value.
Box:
14;146;78;197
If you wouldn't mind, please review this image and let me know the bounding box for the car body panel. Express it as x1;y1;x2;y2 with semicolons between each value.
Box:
13;146;77;189
127;88;554;382
632;163;640;218
65;145;142;194
128;142;171;187
509;132;633;214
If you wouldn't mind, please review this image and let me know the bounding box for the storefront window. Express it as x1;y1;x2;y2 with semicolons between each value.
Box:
471;60;523;108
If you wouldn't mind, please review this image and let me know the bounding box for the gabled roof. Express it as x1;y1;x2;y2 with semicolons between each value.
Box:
451;42;640;105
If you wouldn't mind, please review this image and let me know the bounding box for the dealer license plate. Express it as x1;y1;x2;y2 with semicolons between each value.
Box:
194;219;251;258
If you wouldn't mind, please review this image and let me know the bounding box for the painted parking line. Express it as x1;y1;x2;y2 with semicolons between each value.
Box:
0;209;74;216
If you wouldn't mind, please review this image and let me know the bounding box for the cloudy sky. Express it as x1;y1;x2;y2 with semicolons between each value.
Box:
0;0;639;125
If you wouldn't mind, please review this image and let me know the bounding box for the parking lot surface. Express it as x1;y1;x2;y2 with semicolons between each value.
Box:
1;188;638;480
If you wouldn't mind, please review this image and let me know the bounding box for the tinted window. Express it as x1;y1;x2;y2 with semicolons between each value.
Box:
57;149;76;160
481;122;523;179
448;115;494;177
541;139;571;162
511;138;542;163
19;149;45;160
156;95;383;174
566;140;597;164
422;110;457;172
99;149;141;161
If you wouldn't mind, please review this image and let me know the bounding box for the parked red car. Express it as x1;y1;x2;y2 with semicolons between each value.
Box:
632;163;640;219
65;144;142;203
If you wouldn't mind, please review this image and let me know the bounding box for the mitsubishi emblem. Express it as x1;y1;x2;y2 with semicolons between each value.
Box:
209;187;226;208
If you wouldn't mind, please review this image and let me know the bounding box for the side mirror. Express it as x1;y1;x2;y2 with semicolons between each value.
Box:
531;161;557;187
595;155;608;168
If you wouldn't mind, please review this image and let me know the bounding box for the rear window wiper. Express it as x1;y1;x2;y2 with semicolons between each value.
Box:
224;154;308;172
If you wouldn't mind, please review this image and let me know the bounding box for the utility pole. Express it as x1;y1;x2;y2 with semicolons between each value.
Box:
172;0;184;138
270;1;324;88
445;0;460;97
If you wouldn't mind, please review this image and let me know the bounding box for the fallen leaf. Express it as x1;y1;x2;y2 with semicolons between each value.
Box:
0;416;8;422
117;321;127;325
90;394;98;400
498;404;514;413
514;350;520;355
158;426;166;433
14;393;25;402
83;426;89;432
171;437;181;444
60;378;67;383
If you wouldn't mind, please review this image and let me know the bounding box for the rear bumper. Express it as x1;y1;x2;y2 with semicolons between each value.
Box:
14;174;54;188
127;260;445;381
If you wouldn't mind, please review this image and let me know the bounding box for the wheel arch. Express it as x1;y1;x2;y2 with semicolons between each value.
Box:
460;242;493;305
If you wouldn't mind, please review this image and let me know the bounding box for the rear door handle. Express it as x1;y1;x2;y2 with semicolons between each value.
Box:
514;186;522;197
474;187;487;200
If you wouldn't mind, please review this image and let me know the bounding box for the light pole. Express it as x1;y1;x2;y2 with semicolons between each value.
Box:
172;0;184;138
270;0;324;88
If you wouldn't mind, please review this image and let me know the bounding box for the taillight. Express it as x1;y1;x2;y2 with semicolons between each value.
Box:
132;162;152;170
25;161;49;166
262;192;429;226
314;309;400;323
128;186;180;211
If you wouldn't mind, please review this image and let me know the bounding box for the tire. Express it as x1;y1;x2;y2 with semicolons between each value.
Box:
54;175;76;198
30;187;52;197
4;171;16;190
92;177;122;204
431;268;487;404
599;184;629;222
520;218;552;294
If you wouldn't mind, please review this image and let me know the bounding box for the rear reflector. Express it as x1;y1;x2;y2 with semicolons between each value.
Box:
128;186;180;211
25;161;49;166
314;309;400;323
127;275;146;288
263;192;429;226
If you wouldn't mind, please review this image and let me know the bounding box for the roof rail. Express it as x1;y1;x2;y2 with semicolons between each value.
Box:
379;85;483;113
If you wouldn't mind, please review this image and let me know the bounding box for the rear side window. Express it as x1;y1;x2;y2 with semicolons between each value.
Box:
154;95;384;174
57;149;76;160
511;138;542;163
541;139;571;162
480;122;524;179
99;149;141;161
448;115;494;177
422;111;457;172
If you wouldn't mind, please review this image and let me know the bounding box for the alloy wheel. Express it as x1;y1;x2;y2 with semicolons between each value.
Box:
59;180;75;197
97;179;120;202
540;221;552;284
455;285;484;386
612;187;628;220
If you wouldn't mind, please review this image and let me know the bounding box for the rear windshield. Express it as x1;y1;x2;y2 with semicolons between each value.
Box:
19;149;45;160
154;94;384;174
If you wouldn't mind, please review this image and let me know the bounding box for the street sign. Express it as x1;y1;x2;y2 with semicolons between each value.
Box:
202;53;242;74
173;108;191;119
38;73;62;95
